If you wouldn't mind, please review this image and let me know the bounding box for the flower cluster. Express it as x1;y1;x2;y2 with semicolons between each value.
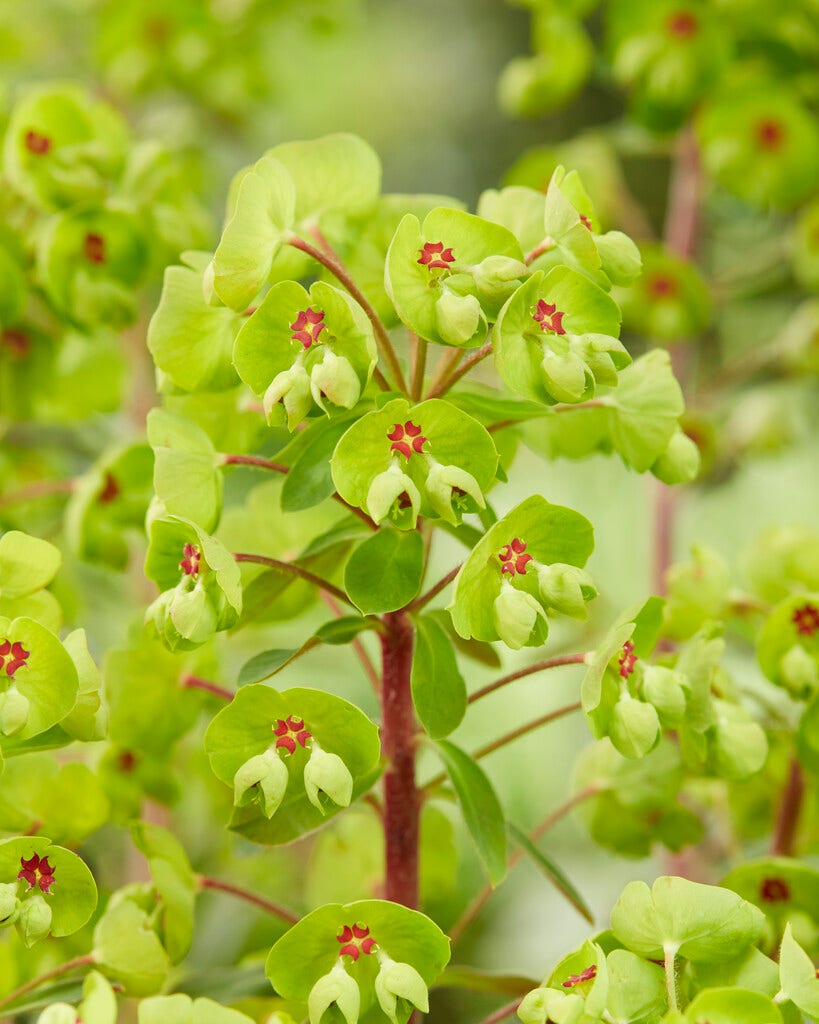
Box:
0;853;57;946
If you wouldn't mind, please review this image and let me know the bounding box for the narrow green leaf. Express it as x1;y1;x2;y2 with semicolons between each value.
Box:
433;739;507;885
411;614;467;739
507;821;594;924
344;528;424;615
237;643;318;686
281;416;357;512
314;616;377;645
435;966;538;995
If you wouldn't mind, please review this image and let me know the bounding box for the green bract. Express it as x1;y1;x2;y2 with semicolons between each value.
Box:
138;994;255;1024
0;530;62;629
204;684;380;844
144;517;241;651
494;266;628;405
265;900;449;1024
37;970;117;1024
757;593;819;698
147;408;223;532
331;398;498;529
448;495;595;649
385;207;525;347
233;280;377;430
615;244;710;340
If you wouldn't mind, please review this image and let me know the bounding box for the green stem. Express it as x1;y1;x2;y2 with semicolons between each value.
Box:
233;552;354;607
0;953;97;1011
664;946;679;1012
198;875;299;924
288;235;408;394
410;333;428;401
426;342;492;398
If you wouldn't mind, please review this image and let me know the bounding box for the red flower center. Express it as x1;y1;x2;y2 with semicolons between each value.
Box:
647;273;677;299
1;328;31;358
418;241;455;270
273;715;313;755
18;853;56;894
290;308;326;349
24;130;51;155
388;420;426;459
0;640;30;679
83;233;106;265
532;299;567;335
179;543;201;578
666;10;699;38
792;603;819;638
756;119;786;151
618;641;638;680
563;964;597;988
336;922;378;961
579;214;593;231
759;877;790;903
98;472;120;504
499;538;532;576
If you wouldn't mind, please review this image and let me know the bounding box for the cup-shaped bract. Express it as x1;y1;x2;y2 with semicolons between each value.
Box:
615;243;710;340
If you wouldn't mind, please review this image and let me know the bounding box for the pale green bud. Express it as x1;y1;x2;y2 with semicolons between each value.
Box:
518;987;584;1024
535;562;595;619
642;665;687;726
0;882;20;926
435;288;483;346
595;230;642;286
366;463;421;528
540;347;589;404
233;748;290;818
472;255;527;300
36;1005;78;1024
610;694;660;760
17;893;52;947
651;429;701;485
304;744;353;813
168;583;217;645
310;351;361;411
780;644;818;698
0;686;29;736
517;988;551;1024
424;461;485;524
308;961;360;1024
492;582;548;650
374;956;429;1024
264;363;313;430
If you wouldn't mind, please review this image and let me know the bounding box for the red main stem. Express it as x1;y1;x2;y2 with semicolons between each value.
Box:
380;610;419;907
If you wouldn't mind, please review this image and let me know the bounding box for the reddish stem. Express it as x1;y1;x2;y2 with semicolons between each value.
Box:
408;563;462;612
0;953;96;1011
319;591;381;692
771;755;805;857
233;552;353;607
381;610;419;907
468;653;588;705
524;237;555;265
222;453;288;473
180;674;234;702
198;875;299;924
0;478;75;507
426;342;492;398
476;999;524;1024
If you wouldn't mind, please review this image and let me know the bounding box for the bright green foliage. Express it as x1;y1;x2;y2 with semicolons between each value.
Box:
615;245;711;340
93;892;171;995
138;994;255;1024
36;970;117;1024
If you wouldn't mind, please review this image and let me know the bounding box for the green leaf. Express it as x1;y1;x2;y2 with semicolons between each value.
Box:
139;994;255;1024
605;350;684;472
610;876;765;962
266;900;450;1003
204;685;381;845
433;740;507;886
605;949;666;1024
147;408;222;532
0;531;61;599
93;897;170;996
683;988;783;1024
131;823;197;966
779;923;819;1016
345;529;425;615
282;415;360;513
507;822;593;924
237;643;317;686
435;967;537;996
411;614;467;739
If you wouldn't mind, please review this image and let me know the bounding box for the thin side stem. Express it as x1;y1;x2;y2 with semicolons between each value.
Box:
426;342;493;398
468;653;589;705
475;999;524;1024
233;552;353;607
289;235;408;394
524;237;555;265
319;591;381;692
424;701;582;792
198;875;299;925
410;334;428;401
770;755;805;857
408;564;461;613
0;953;96;1011
425;348;464;398
381;610;419;907
180;674;234;702
448;785;600;944
0;478;76;508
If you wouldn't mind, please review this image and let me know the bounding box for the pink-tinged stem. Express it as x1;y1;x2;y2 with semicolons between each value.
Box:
475;999;524;1024
424;347;464;398
0;478;75;507
233;552;354;608
468;653;589;705
426;342;492;398
288;235;407;394
381;610;419;907
771;755;805;857
408;564;462;613
524;237;555;265
180;674;234;702
0;953;97;1011
409;333;428;401
319;591;381;693
198;876;299;925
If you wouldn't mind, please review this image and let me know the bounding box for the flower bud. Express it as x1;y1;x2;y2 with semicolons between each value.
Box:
17;893;52;947
540;347;589;404
264;363;313;430
572;333;629;388
609;694;660;760
424;462;485;524
304;744;353;813
780;644;818;698
641;666;687;726
36;1005;78;1024
517;987;581;1024
307;961;360;1024
435;288;483;346
535;562;595;619
0;882;20;926
595;230;642;286
472;255;527;300
310;351;361;411
233;748;290;818
651;429;701;485
366;464;421;528
374;956;429;1024
492;582;548;650
0;686;30;736
168;583;218;646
